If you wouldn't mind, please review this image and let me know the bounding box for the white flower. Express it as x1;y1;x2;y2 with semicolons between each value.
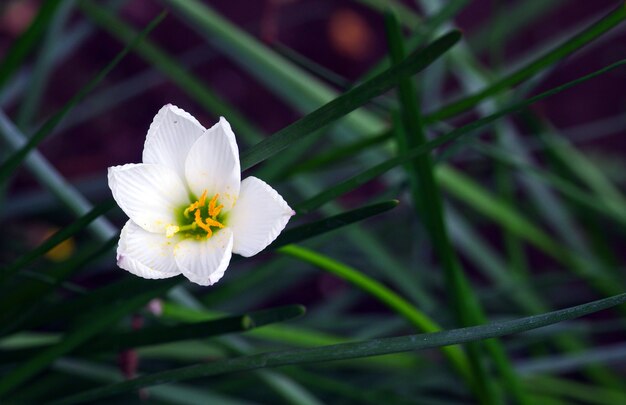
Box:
108;104;294;286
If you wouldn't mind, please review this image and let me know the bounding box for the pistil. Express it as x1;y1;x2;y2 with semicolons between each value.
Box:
171;190;225;239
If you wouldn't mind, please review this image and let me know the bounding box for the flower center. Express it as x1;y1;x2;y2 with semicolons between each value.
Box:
167;190;225;239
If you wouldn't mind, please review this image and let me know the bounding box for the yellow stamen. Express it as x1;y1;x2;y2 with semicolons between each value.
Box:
198;190;208;207
180;190;225;238
205;217;224;229
208;193;223;218
194;209;213;237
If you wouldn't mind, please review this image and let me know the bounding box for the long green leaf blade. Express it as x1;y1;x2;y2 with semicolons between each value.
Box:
52;292;626;404
282;200;398;244
0;1;62;90
239;30;462;170
1;305;305;362
297;59;626;214
427;5;626;121
0;199;115;285
0;10;167;184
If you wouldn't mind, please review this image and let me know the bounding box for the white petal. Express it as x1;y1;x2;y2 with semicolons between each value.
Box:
117;220;181;279
184;117;240;210
174;228;233;286
143;104;205;179
108;163;189;233
229;176;294;257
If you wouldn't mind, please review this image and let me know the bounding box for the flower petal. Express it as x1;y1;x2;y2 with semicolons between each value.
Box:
108;163;189;233
174;228;233;286
143;104;205;179
117;220;181;279
184;117;240;210
229;176;294;257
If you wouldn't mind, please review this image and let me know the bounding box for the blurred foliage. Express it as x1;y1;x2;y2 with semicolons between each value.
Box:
0;0;625;403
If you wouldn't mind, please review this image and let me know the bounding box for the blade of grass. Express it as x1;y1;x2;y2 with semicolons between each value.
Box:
467;0;567;54
51;291;626;405
1;305;305;363
427;5;626;121
0;111;117;241
0;276;172;397
471;141;626;226
279;245;471;386
357;0;470;81
0;9;167;184
166;289;324;405
161;0;385;136
281;200;398;241
54;359;254;405
159;301;416;369
526;376;626;405
0;236;118;336
15;0;76;130
283;130;393;177
77;0;263;145
296;58;626;216
238;30;461;170
385;13;525;404
0;0;62;90
0;199;115;285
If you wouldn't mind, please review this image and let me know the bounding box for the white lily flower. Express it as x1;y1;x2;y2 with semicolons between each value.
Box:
108;104;294;286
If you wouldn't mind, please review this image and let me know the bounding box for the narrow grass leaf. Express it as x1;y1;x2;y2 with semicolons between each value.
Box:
239;31;462;170
283;200;398;244
0;236;118;336
0;199;115;285
2;305;305;362
0;1;62;90
78;0;263;145
279;245;471;384
284;130;393;177
51;292;626;404
386;13;523;404
297;60;626;213
468;0;567;53
427;5;626;121
0;277;172;397
0;10;167;184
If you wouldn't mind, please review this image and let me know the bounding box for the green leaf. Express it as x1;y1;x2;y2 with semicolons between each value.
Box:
0;10;167;184
284;200;398;242
78;0;264;145
278;245;471;384
239;30;462;170
0;278;172;396
0;199;115;286
467;0;567;54
283;130;392;177
357;0;470;82
161;0;384;135
296;59;626;215
51;292;626;404
0;1;62;90
0;237;118;336
1;305;305;363
16;0;75;130
386;12;525;404
427;5;626;122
